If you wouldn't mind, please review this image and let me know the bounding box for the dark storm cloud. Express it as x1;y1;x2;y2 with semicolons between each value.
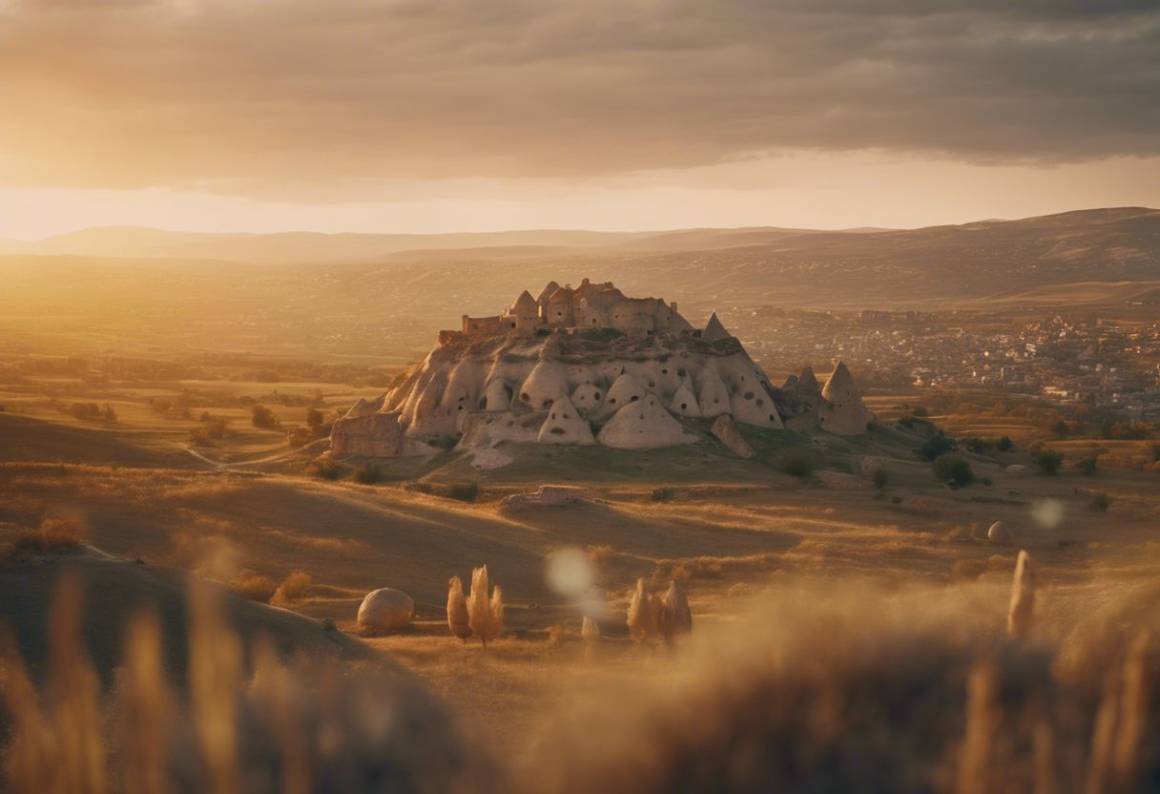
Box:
0;0;1157;195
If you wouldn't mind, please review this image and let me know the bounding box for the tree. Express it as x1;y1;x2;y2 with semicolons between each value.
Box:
933;455;974;487
446;576;471;642
1035;450;1063;476
626;578;658;643
919;433;954;461
656;580;692;646
466;565;503;648
306;407;325;431
251;404;281;430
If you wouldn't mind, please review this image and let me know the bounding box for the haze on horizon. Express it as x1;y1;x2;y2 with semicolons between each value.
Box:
2;0;1159;239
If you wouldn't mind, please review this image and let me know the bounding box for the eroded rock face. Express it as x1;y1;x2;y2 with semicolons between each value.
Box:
330;411;406;457
598;395;695;449
356;588;415;635
330;281;871;458
819;361;873;436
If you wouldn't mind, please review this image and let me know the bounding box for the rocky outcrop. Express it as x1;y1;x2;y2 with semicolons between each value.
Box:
819;361;872;436
500;484;590;508
330;411;407;457
331;281;879;458
710;415;755;458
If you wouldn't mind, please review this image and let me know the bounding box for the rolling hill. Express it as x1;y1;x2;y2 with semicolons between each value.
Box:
1;207;1157;357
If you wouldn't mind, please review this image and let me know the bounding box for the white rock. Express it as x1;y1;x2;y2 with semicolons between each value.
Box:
356;588;415;635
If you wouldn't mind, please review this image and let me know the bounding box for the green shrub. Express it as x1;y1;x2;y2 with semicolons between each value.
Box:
307;458;343;480
353;463;382;485
651;486;676;502
784;455;814;479
1089;492;1112;511
872;469;889;490
1035;450;1063;476
251;404;282;430
429;435;459;452
1076;456;1099;476
448;481;480;502
306;407;325;430
918;433;954;461
933;455;974;487
997;436;1014;452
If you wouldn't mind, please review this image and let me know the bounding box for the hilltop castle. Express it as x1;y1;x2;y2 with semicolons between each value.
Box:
331;280;871;460
450;278;690;341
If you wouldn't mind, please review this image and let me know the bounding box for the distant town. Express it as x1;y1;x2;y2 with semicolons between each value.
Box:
727;307;1160;421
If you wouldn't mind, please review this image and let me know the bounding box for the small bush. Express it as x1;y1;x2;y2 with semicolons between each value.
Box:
587;544;614;563
4;518;84;559
651;486;676;502
997;436;1014;452
69;402;106;422
1152;445;1160;462
198;413;230;439
271;570;313;606
353;463;382;485
1035;450;1063;476
918;433;954;461
1089;492;1112;512
231;571;277;603
448;481;480;502
306;407;325;430
307;458;343;480
286;426;314;448
251;404;282;430
933;454;974;487
1076;456;1099;476
783;454;814;479
872;469;889;490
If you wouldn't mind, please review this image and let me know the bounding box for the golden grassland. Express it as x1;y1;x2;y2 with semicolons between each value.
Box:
1;354;1159;791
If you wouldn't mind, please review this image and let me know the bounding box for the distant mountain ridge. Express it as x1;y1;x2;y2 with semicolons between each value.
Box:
1;207;1155;270
1;207;1158;360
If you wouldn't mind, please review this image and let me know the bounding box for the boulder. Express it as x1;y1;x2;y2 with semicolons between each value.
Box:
710;415;754;458
501;484;589;508
356;588;415;635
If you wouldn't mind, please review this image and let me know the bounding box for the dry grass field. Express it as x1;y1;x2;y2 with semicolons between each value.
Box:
1;348;1158;791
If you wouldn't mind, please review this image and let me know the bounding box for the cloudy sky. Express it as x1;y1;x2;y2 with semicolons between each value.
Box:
1;0;1158;237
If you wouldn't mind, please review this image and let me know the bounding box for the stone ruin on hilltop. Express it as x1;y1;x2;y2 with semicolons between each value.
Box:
330;279;872;458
